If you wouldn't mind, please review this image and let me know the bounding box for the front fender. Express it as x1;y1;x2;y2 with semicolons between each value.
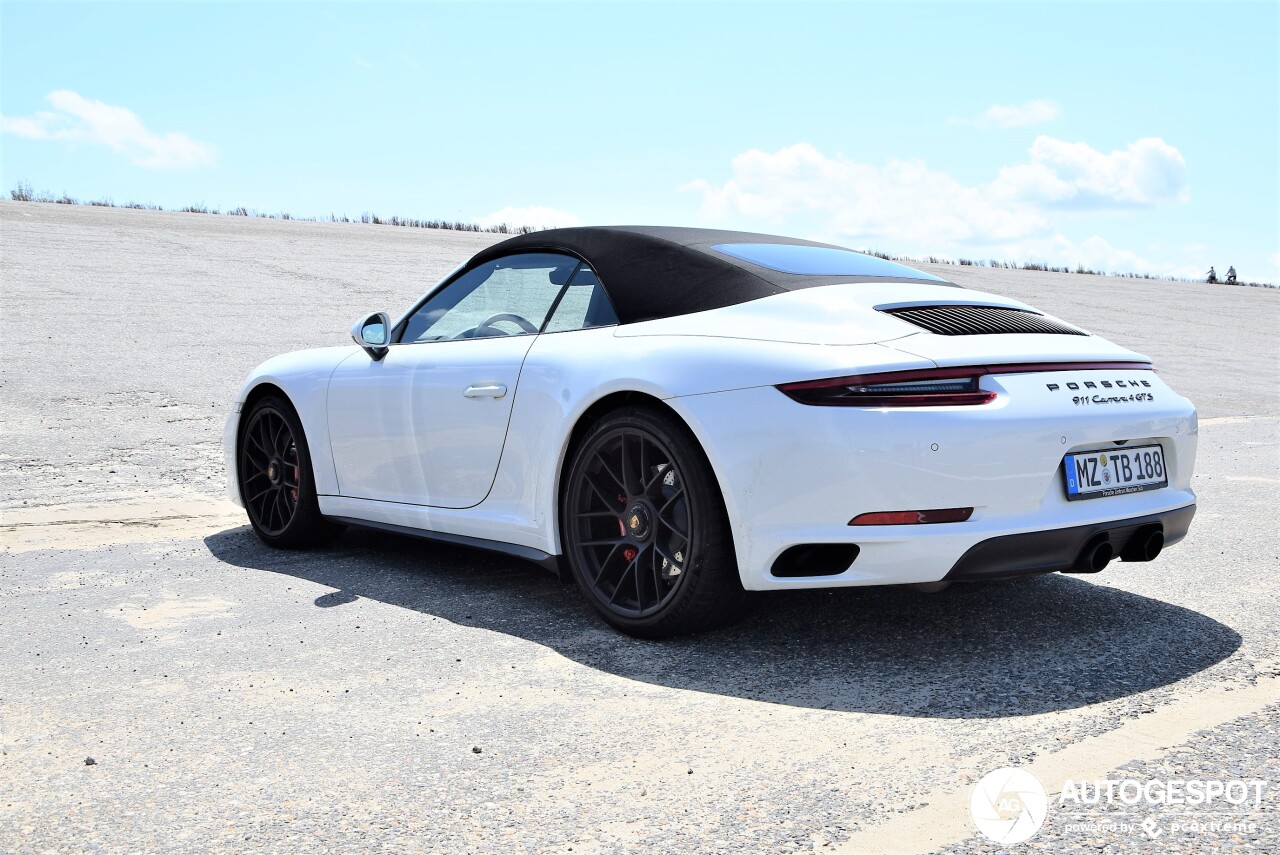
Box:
224;345;363;503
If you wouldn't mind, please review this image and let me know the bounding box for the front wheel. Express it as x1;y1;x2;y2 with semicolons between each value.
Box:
237;395;342;548
561;406;746;638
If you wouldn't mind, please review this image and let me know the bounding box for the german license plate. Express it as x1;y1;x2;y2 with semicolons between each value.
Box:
1063;445;1168;501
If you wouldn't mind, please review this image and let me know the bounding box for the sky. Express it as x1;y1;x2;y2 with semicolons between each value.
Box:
2;1;1277;283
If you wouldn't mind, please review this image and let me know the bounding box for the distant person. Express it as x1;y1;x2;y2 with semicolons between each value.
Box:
1206;266;1218;284
1226;266;1237;285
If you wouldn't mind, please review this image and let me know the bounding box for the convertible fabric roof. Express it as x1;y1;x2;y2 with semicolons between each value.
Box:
468;226;955;325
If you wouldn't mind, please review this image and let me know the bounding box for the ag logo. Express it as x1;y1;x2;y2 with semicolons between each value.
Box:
970;767;1048;845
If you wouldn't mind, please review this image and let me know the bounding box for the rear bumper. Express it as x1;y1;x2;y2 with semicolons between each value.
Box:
945;503;1196;580
669;368;1198;591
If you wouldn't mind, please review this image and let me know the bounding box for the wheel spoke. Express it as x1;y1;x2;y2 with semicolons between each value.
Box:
591;542;625;586
608;556;638;605
594;451;626;496
648;546;663;610
582;472;621;512
259;487;273;530
642;463;667;494
619;434;634;494
654;541;683;570
242;450;269;473
645;437;655;491
579;537;625;547
257;418;273;460
246;431;271;458
264;488;277;530
633;548;644;607
246;484;274;504
243;468;269;484
273;489;288;530
270;415;287;455
657;514;689;543
658;488;685;514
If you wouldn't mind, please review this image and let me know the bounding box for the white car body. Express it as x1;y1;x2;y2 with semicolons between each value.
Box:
225;231;1197;592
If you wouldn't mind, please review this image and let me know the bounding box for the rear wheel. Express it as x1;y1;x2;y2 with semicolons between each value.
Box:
561;406;746;638
238;395;342;548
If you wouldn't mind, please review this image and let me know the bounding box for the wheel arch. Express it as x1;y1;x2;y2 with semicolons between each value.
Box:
551;390;737;559
233;380;345;547
232;382;310;499
237;382;295;444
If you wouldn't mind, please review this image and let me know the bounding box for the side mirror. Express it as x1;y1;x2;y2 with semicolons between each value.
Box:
351;311;391;360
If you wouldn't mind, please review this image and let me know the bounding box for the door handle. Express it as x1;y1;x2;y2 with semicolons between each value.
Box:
463;383;507;399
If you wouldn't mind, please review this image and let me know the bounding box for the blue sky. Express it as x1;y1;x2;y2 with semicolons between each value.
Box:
3;1;1277;282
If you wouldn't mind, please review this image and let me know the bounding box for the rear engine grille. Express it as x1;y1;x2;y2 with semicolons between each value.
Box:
882;305;1087;336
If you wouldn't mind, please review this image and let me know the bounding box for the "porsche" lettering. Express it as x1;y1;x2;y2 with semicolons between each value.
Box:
1047;378;1153;394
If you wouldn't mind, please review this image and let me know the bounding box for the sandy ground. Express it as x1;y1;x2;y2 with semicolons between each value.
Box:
1;200;1278;853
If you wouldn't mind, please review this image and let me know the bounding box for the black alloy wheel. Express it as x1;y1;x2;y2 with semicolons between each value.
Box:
563;406;746;637
238;395;341;548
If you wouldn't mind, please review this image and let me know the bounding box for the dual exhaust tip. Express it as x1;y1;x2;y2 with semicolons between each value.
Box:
1067;525;1164;573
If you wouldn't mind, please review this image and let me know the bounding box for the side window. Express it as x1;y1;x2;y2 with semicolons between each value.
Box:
400;253;580;343
543;265;619;333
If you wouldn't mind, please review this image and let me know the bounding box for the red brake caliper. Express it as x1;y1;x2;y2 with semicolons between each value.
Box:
617;493;636;561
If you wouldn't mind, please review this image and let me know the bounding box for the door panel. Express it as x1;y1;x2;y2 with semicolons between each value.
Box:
327;336;534;508
328;251;580;509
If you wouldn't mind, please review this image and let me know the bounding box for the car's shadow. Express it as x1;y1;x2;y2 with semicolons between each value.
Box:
204;525;1239;719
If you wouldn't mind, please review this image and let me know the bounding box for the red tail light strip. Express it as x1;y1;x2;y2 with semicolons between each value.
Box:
778;361;1153;407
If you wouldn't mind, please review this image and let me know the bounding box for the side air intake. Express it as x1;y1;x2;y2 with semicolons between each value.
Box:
882;305;1087;336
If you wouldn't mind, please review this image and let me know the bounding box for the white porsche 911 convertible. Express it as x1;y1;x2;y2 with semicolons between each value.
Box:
225;226;1197;637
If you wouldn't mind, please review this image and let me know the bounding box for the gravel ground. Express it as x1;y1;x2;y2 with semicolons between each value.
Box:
1;201;1278;853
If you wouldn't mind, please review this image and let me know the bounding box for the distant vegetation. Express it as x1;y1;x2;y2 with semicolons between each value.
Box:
858;249;1274;289
9;180;1274;287
8;180;536;235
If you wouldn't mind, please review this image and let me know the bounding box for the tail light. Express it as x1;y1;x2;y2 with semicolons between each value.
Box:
778;367;994;407
777;361;1152;407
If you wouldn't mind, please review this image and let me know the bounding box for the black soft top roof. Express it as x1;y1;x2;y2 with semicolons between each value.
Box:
468;226;953;325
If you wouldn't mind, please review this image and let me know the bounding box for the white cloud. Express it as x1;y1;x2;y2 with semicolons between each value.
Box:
951;99;1061;128
683;137;1191;273
989;135;1188;208
683;143;1049;247
476;205;582;230
0;90;216;169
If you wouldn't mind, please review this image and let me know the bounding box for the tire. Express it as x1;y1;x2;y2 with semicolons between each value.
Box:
237;395;343;548
560;405;747;638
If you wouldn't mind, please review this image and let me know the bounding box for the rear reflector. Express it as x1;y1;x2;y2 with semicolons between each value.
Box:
850;508;974;526
778;362;1152;407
